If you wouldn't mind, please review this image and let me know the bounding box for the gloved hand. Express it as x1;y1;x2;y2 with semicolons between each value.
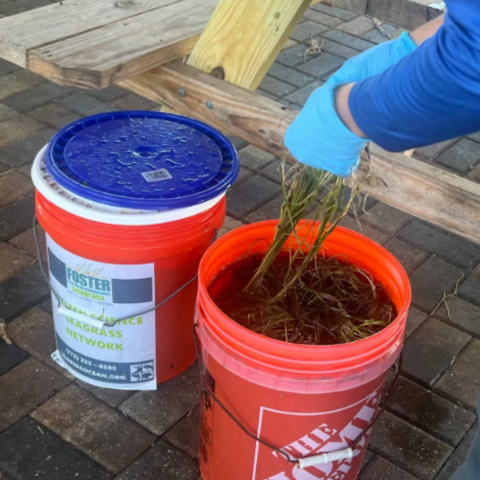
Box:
285;33;417;177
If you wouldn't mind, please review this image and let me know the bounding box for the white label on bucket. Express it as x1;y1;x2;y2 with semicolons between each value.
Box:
252;388;381;480
141;168;172;183
47;235;157;390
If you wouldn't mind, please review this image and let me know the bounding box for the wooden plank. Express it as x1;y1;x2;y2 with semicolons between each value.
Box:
29;0;217;89
366;0;444;30
121;61;480;244
185;0;312;91
0;0;174;68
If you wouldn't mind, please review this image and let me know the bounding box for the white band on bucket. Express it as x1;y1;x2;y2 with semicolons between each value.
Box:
32;146;225;226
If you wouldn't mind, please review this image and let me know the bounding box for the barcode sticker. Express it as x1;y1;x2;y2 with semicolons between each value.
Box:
141;168;173;183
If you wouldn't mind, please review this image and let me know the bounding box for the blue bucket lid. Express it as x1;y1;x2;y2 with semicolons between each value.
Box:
46;111;239;210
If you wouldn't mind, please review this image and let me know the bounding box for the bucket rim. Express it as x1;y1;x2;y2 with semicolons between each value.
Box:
32;145;225;226
197;220;411;377
45;111;239;210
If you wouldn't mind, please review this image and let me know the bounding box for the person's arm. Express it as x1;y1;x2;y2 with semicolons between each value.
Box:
284;14;449;176
345;1;480;151
336;15;445;139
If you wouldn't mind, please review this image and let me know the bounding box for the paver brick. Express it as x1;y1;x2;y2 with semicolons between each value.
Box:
0;70;44;101
436;422;478;480
0;58;18;76
338;215;389;245
268;63;313;87
75;379;134;408
415;139;457;162
227;135;248;151
0;0;51;15
6;306;68;375
57;91;115;117
2;82;71;112
384;238;428;274
0;170;33;207
435;138;480;174
435;339;480;411
0;417;112;480
398;219;480;270
259;160;292;184
244;195;283;223
0;104;17;123
218;216;243;237
163;406;199;459
0;243;33;282
369;411;453;480
110;92;158;110
27;102;80;130
360;455;418;480
290;20;329;43
0;128;54;168
434;296;480;338
86;85;127;103
119;365;200;436
402;318;471;387
388;376;475;446
227;175;280;219
115;440;199;480
467;163;480;181
0;339;28;376
322;30;375;51
32;384;155;474
320;38;361;59
0;115;45;150
297;52;345;77
9;225;47;265
276;43;312;67
409;256;465;312
0;357;69;432
258;75;295;98
362;24;398;44
0;194;35;241
0;263;50;321
458;273;480;307
284;81;323;107
360;203;413;236
238;145;277;172
310;3;357;21
282;38;298;51
337;16;375;36
361;450;375;471
405;307;428;338
304;8;343;28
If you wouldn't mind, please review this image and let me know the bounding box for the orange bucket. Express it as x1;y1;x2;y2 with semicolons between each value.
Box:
196;220;411;480
32;112;238;390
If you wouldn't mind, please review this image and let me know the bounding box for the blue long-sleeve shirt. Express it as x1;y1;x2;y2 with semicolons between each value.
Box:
349;1;480;152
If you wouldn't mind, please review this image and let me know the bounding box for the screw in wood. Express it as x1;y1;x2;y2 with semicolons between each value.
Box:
178;88;186;97
206;100;214;109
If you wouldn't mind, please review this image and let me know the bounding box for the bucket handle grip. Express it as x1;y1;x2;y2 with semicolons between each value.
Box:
33;214;217;328
193;323;403;469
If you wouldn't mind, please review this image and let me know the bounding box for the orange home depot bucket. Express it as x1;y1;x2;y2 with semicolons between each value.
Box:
32;111;238;390
196;220;411;480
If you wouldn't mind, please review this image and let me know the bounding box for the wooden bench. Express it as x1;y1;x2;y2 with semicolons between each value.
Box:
1;0;478;245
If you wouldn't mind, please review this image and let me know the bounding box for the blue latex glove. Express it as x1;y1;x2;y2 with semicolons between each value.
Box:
285;33;417;177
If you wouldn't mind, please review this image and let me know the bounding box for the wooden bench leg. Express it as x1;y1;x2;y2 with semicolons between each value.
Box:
160;0;311;114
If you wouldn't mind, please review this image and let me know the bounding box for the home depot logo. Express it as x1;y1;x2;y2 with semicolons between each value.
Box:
254;388;381;480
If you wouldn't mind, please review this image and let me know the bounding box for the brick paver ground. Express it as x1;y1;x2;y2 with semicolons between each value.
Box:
0;3;479;480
